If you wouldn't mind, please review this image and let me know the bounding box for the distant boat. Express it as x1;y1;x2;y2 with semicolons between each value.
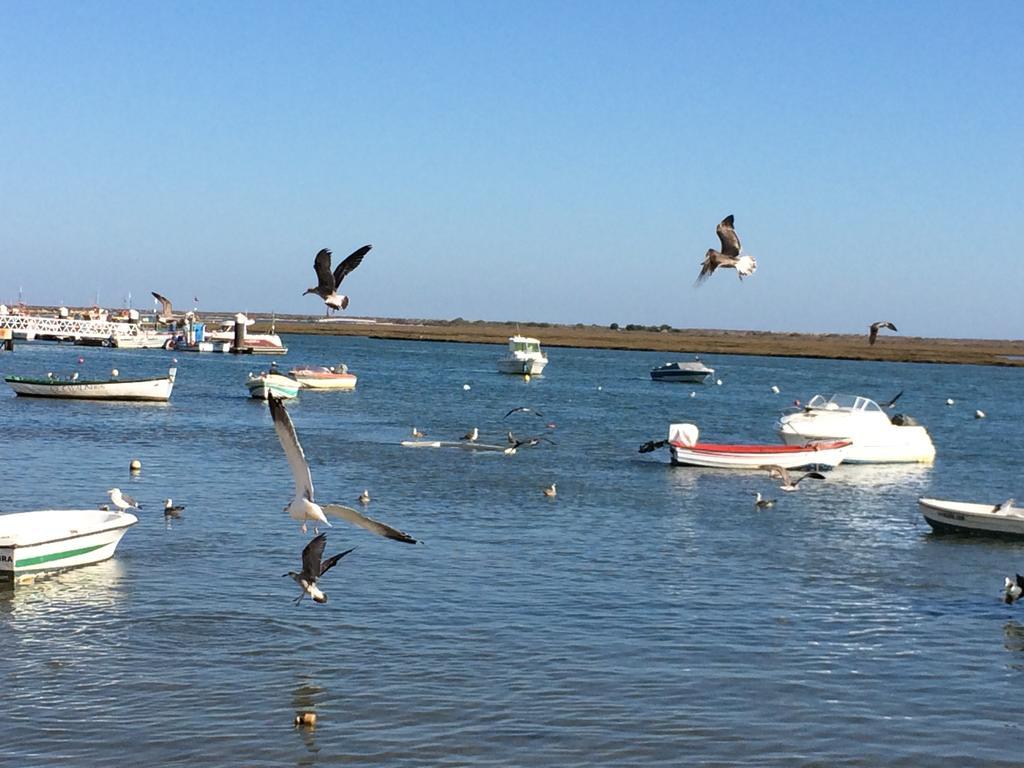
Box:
5;368;177;402
650;360;715;383
497;335;548;375
918;498;1024;538
205;317;288;355
288;365;357;391
246;371;299;400
1;508;137;581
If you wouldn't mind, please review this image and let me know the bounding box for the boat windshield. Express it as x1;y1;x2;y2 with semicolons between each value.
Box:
512;341;540;353
806;394;883;413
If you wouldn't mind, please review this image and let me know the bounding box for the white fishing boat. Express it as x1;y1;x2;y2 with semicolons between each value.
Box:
113;328;175;349
206;317;288;355
650;360;715;383
918;497;1024;538
776;394;936;464
497;335;548;375
5;367;177;402
288;364;357;390
0;508;137;581
663;423;850;470
246;371;300;400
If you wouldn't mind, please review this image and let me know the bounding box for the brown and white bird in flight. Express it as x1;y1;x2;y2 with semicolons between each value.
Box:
151;291;177;322
303;245;371;311
696;215;757;284
868;321;898;345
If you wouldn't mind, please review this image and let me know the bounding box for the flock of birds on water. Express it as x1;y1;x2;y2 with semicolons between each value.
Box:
21;214;1019;605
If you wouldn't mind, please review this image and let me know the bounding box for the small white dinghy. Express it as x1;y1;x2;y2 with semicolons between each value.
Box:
918;497;1024;539
0;508;137;581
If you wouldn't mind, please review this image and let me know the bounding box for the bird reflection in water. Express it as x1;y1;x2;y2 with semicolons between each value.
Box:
1003;621;1024;672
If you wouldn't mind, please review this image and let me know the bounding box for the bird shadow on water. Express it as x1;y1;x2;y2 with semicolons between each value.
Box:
1003;620;1024;670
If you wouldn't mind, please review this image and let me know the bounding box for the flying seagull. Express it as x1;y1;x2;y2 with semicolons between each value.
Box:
151;291;176;322
1004;574;1024;605
879;390;904;409
696;214;757;284
504;406;545;419
760;465;826;492
753;492;776;510
868;321;898;345
163;499;185;518
268;394;417;542
505;435;556;455
303;245;371;311
107;488;140;511
284;533;356;605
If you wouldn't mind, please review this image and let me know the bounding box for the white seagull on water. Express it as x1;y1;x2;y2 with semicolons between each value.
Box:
303;245;371;311
268;395;417;542
284;533;355;605
107;488;140;511
1004;574;1024;605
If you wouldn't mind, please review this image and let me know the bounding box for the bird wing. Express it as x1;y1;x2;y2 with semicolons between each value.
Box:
312;249;336;292
695;250;722;284
151;291;173;315
638;439;668;453
121;493;139;507
319;546;356;577
868;326;879;345
504;406;544;419
716;215;741;257
268;395;315;501
301;533;328;581
321;503;418;544
880;390;903;408
796;471;827;484
762;465;791;484
1016;573;1024;590
332;244;372;288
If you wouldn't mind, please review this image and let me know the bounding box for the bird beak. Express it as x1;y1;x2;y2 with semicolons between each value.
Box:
314;595;328;604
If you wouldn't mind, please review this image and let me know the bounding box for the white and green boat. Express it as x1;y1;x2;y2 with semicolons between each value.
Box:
0;509;137;581
246;371;299;400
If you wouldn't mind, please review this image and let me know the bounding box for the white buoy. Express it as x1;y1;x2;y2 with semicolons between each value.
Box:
771;385;780;394
111;368;119;378
524;374;531;382
689;391;696;398
462;384;471;391
716;379;723;386
597;385;602;391
975;410;986;419
129;459;142;473
946;398;955;406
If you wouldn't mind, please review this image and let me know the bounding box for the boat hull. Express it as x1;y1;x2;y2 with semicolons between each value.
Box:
497;358;547;375
289;371;357;390
247;373;299;399
670;440;850;470
918;498;1024;538
651;370;713;383
0;509;137;579
5;370;176;401
777;426;934;463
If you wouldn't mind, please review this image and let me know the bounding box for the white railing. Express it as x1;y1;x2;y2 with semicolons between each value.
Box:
0;314;140;341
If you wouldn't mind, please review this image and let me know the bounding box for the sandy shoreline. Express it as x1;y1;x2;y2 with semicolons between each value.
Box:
253;317;1024;368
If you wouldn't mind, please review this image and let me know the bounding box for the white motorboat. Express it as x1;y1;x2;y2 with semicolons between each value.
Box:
650;360;715;383
5;367;177;402
918;497;1024;538
0;508;137;581
776;394;935;464
497;335;548;375
288;364;357;390
206;316;288;355
246;371;300;400
663;423;850;470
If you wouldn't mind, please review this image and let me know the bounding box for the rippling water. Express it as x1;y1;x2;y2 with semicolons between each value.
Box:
1;336;1022;766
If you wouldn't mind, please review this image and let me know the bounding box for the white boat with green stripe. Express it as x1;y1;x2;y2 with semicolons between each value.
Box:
0;509;137;581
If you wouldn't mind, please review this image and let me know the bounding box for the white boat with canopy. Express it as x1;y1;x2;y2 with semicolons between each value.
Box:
776;394;935;464
497;335;548;375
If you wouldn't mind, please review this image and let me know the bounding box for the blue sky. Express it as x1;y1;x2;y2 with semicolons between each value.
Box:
1;1;1021;338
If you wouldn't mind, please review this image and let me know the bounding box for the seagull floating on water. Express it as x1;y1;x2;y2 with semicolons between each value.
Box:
753;492;776;510
760;465;826;492
868;321;898;345
358;489;370;505
412;427;425;438
107;488;139;511
460;427;479;442
1004;574;1024;605
543;483;557;498
696;214;757;284
303;245;371;311
163;499;185;518
284;533;355;605
268;394;417;542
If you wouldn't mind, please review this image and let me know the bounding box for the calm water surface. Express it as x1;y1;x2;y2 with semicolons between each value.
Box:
1;335;1022;766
